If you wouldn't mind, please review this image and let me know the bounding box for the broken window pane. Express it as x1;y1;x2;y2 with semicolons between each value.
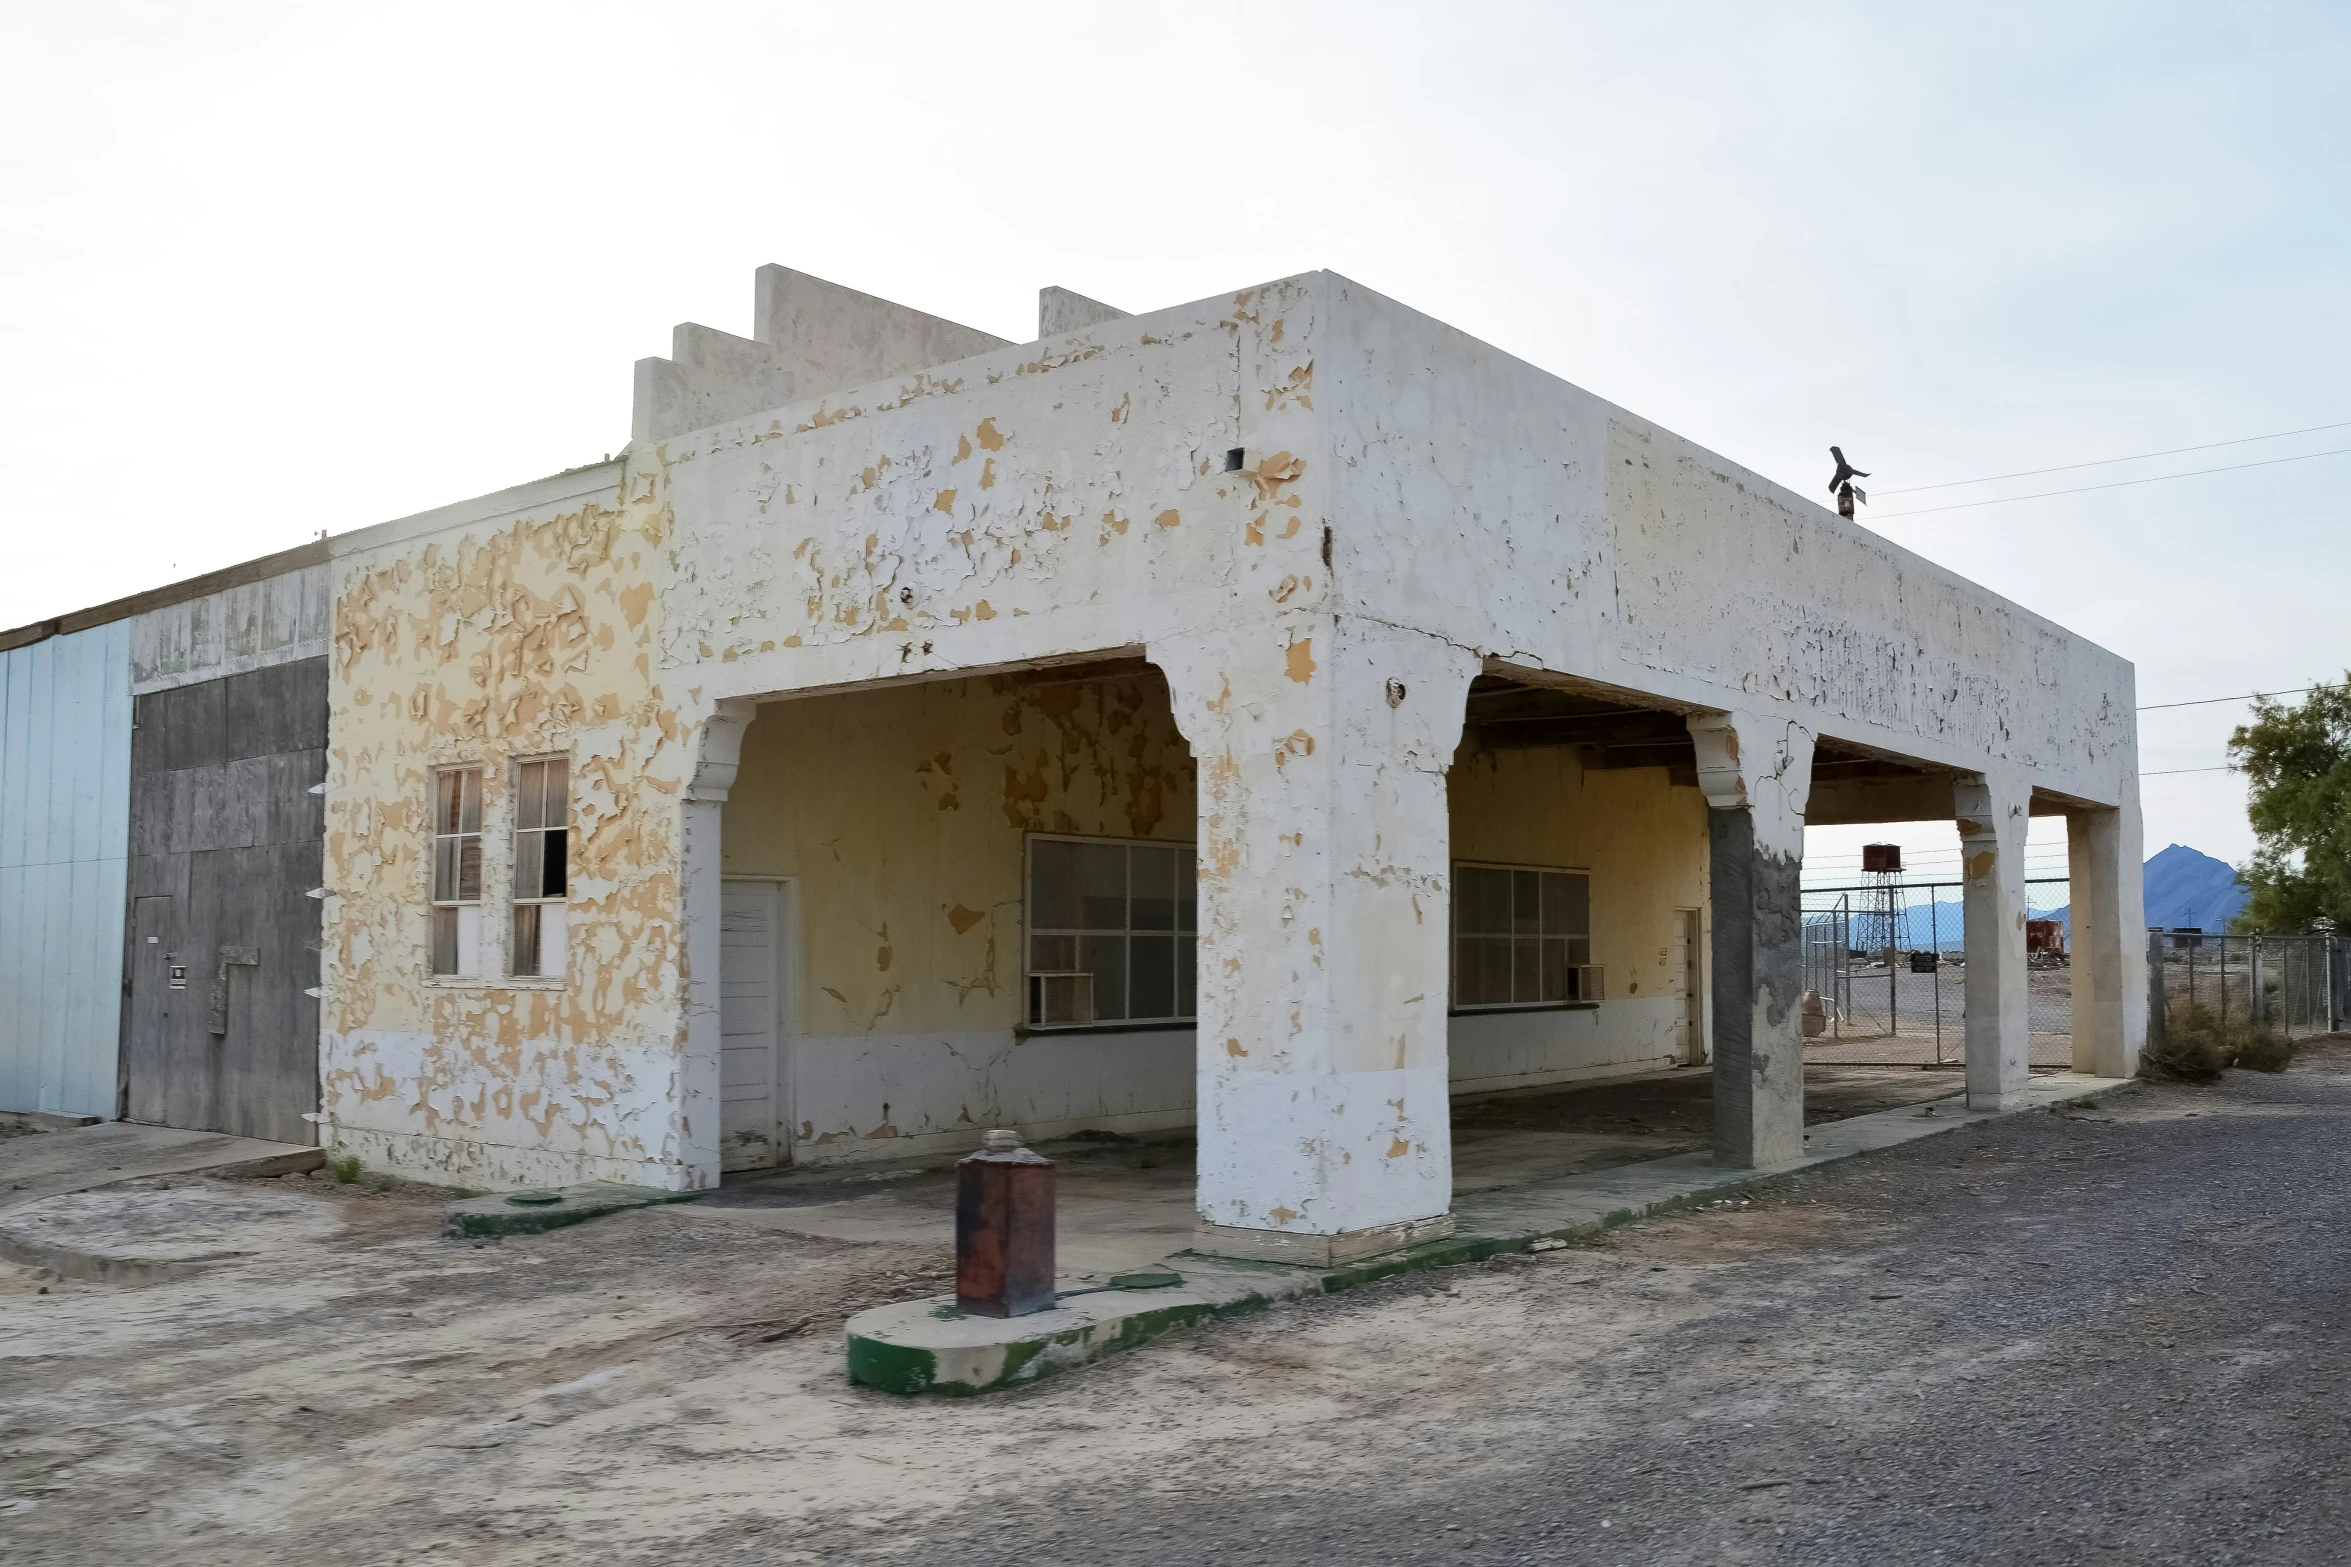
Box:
510;756;570;978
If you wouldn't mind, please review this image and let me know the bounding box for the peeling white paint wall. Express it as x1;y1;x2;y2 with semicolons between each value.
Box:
303;266;2141;1202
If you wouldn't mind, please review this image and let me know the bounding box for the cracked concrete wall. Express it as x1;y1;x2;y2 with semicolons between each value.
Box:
717;669;1198;1165
310;265;2140;1196
640;266;2139;1227
1315;274;2138;813
317;461;704;1190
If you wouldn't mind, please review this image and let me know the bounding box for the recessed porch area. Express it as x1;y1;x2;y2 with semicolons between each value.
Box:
696;1063;1971;1278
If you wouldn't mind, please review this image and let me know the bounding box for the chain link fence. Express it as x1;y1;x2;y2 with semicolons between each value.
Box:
2150;931;2347;1040
1800;877;2075;1068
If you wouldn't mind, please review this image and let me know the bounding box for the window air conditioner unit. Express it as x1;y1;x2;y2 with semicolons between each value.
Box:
1030;971;1096;1027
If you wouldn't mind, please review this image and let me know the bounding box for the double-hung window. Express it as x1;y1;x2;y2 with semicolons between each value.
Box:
1451;862;1598;1008
1026;835;1196;1028
430;768;485;976
510;757;570;979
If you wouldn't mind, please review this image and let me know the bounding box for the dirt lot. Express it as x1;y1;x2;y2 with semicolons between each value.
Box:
4;1049;2347;1565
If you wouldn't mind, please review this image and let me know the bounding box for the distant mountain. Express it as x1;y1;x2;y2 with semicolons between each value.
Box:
2138;843;2249;933
2043;843;2247;936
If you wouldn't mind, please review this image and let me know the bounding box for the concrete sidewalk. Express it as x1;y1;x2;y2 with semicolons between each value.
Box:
0;1119;321;1213
845;1071;2133;1395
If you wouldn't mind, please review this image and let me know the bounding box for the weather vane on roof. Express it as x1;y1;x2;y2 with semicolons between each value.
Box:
1828;446;1870;519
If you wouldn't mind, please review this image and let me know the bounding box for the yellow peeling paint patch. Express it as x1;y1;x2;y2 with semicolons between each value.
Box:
933;489;957;515
1268;1205;1300;1226
1284;638;1317;684
1225;1036;1247;1057
1154;508;1180;529
974;417;1005;451
947;904;986;935
979;457;996;490
955;433;973;463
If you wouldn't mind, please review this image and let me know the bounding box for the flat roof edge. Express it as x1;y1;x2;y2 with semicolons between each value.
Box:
0;458;623;655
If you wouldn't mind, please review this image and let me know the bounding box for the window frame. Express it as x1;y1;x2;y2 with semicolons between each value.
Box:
1448;858;1600;1014
1022;831;1199;1033
428;766;486;979
507;753;572;982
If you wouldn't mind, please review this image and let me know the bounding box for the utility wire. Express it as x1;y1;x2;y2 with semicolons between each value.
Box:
2142;766;2237;777
1879;420;2351;495
2139;684;2333;712
1871;445;2351;519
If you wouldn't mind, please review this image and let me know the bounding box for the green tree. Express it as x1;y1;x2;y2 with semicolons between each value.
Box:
2228;677;2351;932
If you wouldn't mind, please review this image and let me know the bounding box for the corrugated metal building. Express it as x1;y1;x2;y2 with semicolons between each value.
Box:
0;620;133;1119
1;544;328;1132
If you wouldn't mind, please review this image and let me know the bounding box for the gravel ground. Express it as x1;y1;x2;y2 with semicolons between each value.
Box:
786;1046;2351;1567
4;1049;2345;1566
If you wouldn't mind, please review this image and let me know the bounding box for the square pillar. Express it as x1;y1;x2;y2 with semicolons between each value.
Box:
677;698;756;1191
1956;773;2032;1108
1688;713;1813;1168
2067;799;2146;1079
1159;617;1479;1266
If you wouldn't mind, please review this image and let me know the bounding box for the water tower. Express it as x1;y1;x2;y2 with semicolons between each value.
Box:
1860;842;1902;964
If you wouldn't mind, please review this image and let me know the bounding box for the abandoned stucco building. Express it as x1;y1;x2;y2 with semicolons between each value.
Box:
0;267;2145;1263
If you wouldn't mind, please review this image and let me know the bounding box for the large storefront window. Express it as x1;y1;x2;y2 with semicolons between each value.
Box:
1026;835;1197;1028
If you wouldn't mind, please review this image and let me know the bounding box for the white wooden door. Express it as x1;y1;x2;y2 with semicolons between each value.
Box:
719;881;789;1171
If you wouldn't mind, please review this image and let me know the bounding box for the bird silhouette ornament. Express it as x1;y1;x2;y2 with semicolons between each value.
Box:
1828;446;1870;519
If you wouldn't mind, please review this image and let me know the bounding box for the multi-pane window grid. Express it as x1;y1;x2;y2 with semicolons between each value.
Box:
1452;863;1596;1008
510;758;569;978
1026;836;1197;1027
429;769;484;976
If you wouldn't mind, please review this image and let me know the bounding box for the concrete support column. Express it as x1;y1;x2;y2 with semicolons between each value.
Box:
677;698;756;1191
1956;773;2033;1107
1687;713;1814;1168
2067;799;2147;1079
1158;616;1480;1265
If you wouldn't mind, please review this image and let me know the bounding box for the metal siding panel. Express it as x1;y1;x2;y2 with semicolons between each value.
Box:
19;640;56;870
0;624;130;1118
0;866;24;1108
0;652;24;871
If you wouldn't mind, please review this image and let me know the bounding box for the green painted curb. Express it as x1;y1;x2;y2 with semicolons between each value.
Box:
443;1182;698;1238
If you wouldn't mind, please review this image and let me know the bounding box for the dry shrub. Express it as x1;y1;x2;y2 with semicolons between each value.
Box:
2146;1000;2294;1080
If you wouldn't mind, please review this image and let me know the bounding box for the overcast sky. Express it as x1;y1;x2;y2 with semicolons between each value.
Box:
5;2;2345;873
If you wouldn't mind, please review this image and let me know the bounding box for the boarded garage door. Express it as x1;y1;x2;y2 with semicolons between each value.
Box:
720;880;789;1171
122;657;325;1142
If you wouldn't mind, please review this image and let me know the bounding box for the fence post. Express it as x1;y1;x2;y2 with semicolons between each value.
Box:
2146;928;2167;1065
2250;937;2264;1025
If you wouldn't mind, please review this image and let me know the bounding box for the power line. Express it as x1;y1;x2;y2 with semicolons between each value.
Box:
2139;685;2333;712
1870;444;2351;519
2142;766;2236;777
1879;419;2351;495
